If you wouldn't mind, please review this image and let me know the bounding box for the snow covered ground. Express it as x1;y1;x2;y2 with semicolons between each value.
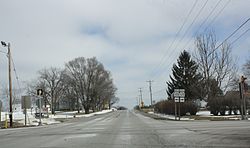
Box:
148;111;194;121
1;109;114;126
148;110;249;121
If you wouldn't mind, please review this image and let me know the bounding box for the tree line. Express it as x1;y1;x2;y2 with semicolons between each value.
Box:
27;57;118;114
155;31;248;115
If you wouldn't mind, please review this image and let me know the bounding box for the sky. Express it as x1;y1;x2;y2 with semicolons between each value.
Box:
0;0;250;109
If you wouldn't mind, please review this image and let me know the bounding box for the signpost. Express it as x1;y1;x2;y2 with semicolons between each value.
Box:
37;89;43;126
173;89;185;120
21;96;31;126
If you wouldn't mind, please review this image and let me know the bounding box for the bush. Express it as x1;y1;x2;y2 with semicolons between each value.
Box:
154;100;198;116
208;93;242;116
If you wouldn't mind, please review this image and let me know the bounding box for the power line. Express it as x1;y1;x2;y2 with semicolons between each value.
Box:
215;18;250;51
229;28;250;46
181;0;223;51
164;0;231;70
150;0;198;78
204;0;231;32
155;5;248;83
181;0;231;55
11;56;21;91
152;0;209;80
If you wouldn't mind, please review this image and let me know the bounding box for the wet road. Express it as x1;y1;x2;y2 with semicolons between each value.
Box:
0;110;250;148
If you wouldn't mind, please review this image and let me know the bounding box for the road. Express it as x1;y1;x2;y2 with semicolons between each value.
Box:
0;110;249;148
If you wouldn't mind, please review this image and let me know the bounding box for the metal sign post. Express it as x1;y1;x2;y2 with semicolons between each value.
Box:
21;96;31;126
39;96;42;125
173;89;185;121
37;89;43;126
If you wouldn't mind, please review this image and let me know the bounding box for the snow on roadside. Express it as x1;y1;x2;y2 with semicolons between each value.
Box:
148;111;194;121
1;109;114;126
196;111;211;116
148;110;244;121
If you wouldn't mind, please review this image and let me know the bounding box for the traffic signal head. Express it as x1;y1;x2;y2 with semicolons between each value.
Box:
240;76;247;83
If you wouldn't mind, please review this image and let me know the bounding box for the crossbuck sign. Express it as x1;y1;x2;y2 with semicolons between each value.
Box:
173;89;185;103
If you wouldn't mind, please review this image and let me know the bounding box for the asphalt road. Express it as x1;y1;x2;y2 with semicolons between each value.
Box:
0;110;250;148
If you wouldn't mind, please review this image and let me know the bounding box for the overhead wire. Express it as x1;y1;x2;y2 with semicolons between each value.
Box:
214;18;250;51
181;0;223;52
204;0;231;32
150;0;233;99
150;0;199;79
229;28;250;46
152;0;209;81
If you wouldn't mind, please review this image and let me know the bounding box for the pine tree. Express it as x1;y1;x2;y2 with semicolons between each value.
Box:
167;50;201;100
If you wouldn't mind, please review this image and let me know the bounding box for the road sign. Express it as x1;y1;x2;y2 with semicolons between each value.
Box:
174;97;185;103
174;98;179;102
174;89;185;92
21;96;31;109
173;89;185;98
180;98;185;103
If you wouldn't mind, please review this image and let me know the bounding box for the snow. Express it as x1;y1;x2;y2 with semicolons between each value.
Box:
149;110;246;121
1;109;114;126
148;112;194;121
196;111;211;116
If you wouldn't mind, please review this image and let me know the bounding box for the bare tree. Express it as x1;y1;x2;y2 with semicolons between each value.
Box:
214;43;238;91
65;57;117;114
195;32;237;99
195;32;216;99
37;67;64;114
243;59;250;77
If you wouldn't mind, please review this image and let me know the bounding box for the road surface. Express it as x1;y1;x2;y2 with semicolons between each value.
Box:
0;110;249;148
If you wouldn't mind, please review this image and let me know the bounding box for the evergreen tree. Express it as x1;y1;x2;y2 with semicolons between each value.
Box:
167;50;201;100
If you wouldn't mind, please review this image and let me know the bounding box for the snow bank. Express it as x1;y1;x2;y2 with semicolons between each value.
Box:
0;109;113;126
148;112;194;121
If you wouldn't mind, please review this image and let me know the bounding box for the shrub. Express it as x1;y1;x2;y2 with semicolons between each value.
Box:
154;100;198;116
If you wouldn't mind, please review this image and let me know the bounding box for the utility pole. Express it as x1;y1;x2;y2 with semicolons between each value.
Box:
146;80;153;106
139;88;143;108
8;43;13;127
239;76;248;120
1;41;13;127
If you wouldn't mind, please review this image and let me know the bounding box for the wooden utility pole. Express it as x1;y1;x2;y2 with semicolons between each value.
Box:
147;80;153;106
139;88;143;107
8;43;13;127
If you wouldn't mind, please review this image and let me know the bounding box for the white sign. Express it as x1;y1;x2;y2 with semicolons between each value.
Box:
174;89;185;92
173;89;185;98
173;88;185;103
174;97;185;103
180;98;185;103
175;98;179;102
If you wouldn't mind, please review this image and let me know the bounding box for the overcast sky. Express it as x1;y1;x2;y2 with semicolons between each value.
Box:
0;0;250;109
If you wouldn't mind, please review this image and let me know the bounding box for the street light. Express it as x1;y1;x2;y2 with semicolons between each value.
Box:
1;41;13;127
1;41;7;47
